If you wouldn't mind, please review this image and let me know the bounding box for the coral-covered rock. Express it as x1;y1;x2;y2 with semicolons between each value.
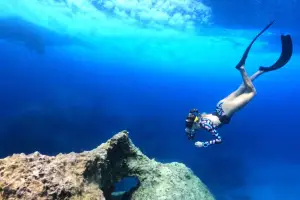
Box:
0;131;215;200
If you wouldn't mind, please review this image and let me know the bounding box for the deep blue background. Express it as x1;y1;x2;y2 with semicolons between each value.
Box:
1;1;300;199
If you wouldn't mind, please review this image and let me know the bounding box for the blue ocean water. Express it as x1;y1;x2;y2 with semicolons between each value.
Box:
0;0;299;199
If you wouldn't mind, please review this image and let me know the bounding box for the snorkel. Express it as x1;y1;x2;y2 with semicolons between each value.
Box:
185;109;201;140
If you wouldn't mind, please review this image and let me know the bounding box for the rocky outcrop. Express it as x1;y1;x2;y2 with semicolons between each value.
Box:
0;130;215;200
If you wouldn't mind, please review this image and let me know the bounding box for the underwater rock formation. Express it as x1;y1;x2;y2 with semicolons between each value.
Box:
0;130;215;200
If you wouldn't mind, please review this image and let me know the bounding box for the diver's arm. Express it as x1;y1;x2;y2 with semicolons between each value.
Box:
196;121;222;148
195;129;222;148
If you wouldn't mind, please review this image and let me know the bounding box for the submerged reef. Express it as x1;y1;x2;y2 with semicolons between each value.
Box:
0;131;214;200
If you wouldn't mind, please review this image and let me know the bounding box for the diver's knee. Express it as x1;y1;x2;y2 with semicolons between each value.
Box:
252;88;257;96
247;86;256;95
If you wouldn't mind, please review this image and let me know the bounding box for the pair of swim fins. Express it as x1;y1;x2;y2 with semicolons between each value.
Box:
235;20;293;72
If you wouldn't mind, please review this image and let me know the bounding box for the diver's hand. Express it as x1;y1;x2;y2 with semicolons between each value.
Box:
195;141;204;148
195;141;209;148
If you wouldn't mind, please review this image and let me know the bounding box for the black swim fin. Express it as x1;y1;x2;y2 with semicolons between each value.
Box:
235;20;275;70
258;34;293;72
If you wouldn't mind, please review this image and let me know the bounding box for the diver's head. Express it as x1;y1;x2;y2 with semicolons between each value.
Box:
185;109;202;140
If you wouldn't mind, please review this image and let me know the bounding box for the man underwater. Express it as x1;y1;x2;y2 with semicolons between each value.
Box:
185;21;293;148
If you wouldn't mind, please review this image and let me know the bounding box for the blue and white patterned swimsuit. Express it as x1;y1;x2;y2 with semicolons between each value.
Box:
198;117;222;147
215;101;231;124
216;101;226;116
195;101;232;147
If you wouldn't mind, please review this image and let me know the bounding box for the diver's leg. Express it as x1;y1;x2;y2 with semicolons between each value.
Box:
224;69;264;101
237;65;256;94
221;65;257;116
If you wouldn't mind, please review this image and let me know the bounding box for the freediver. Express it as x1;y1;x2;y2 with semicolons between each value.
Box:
185;21;293;148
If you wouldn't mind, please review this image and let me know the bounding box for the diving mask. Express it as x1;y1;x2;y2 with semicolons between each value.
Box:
185;109;200;140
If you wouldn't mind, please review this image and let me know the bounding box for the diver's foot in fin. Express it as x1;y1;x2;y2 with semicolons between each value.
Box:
235;20;275;70
259;34;293;72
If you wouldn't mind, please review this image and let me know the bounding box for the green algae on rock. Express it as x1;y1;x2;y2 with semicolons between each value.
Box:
0;130;215;200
